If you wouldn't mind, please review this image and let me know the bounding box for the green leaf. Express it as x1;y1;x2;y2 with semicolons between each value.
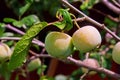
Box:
71;68;83;77
56;9;73;31
13;15;40;28
3;32;14;37
53;21;66;30
21;15;40;27
80;1;88;10
101;56;107;68
13;21;24;28
0;23;5;37
3;18;17;23
0;63;11;80
9;22;47;70
0;23;5;27
37;65;47;75
19;1;32;17
19;3;31;16
15;75;19;80
99;73;106;79
104;17;118;28
80;0;99;10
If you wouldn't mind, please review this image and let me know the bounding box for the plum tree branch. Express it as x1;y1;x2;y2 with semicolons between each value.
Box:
24;52;120;79
2;3;120;78
112;0;120;8
60;0;120;79
5;24;45;47
92;8;120;22
3;35;119;78
60;0;120;41
101;0;120;15
67;57;120;79
3;37;118;78
0;37;44;47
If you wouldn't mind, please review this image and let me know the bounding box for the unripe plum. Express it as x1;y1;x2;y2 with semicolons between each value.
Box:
28;58;41;72
0;43;12;62
45;32;73;59
81;58;100;75
112;42;120;64
72;25;101;53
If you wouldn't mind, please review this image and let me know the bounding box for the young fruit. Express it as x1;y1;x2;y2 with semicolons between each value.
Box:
72;25;101;53
0;43;12;62
28;58;41;72
45;31;73;59
81;58;100;75
112;42;120;64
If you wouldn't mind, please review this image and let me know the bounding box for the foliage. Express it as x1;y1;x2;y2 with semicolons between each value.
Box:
9;22;47;70
0;0;120;80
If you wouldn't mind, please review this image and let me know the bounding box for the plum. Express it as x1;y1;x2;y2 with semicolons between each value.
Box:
72;25;101;53
45;32;73;59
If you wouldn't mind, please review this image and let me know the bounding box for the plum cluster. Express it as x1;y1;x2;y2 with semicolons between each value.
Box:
45;25;102;75
45;25;102;59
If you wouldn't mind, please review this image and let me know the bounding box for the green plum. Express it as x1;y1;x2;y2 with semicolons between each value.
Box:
81;58;100;75
72;25;101;53
28;58;41;72
112;42;120;64
0;43;12;62
45;31;73;59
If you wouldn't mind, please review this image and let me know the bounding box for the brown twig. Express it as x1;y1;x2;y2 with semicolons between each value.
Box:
0;37;44;47
25;51;120;79
27;50;51;64
92;8;120;22
26;52;120;79
60;0;120;79
67;57;120;79
112;0;120;8
5;24;45;47
47;17;86;26
80;70;90;80
101;0;120;15
60;0;120;41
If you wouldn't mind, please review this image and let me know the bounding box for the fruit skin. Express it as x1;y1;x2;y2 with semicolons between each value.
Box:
28;58;41;72
45;32;73;59
112;42;120;64
72;25;101;53
81;58;100;75
0;43;12;62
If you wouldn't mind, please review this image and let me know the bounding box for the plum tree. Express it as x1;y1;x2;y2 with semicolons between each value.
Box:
81;58;100;75
45;31;73;59
27;58;41;72
72;25;102;53
112;42;120;64
0;43;12;63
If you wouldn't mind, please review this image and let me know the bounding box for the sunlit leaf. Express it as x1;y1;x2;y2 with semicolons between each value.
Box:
53;21;66;30
56;9;73;31
21;15;40;27
19;0;33;17
80;0;99;10
13;21;24;28
9;22;47;70
3;18;17;23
